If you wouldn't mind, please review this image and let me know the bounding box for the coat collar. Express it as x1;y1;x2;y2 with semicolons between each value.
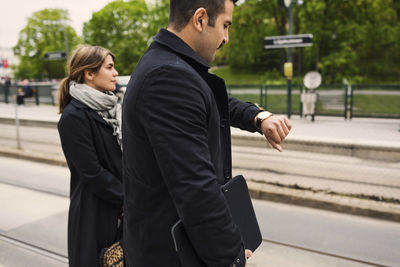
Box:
70;98;88;109
153;29;210;72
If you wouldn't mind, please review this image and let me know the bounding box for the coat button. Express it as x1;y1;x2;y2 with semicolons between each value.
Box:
237;258;240;263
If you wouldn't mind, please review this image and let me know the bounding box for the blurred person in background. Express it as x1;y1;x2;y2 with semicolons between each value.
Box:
16;79;33;105
57;44;123;266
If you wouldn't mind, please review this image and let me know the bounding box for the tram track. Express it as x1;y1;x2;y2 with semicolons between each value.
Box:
0;232;389;267
1;176;396;266
0;233;68;264
262;238;390;267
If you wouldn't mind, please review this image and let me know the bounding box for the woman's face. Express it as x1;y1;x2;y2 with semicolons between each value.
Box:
89;55;119;92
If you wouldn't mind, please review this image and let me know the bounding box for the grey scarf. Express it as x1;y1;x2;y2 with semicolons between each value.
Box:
69;82;122;149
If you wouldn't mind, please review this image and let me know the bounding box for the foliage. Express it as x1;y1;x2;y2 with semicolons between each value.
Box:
82;0;149;75
217;0;285;72
12;0;400;83
146;0;170;38
226;0;400;83
13;9;80;79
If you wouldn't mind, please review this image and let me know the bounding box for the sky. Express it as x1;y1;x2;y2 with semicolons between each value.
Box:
0;0;155;48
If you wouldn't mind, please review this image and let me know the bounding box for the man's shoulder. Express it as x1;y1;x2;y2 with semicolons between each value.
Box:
138;44;195;76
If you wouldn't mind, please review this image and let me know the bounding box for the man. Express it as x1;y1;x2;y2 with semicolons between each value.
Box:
122;0;292;266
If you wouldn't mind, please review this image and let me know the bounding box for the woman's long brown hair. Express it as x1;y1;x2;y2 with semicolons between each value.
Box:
58;45;115;113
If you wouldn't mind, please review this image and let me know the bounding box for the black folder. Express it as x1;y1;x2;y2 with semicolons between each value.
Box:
171;175;262;266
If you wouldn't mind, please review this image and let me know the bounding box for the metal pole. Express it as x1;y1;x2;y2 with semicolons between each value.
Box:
63;20;69;59
286;3;293;118
15;102;21;149
344;84;348;120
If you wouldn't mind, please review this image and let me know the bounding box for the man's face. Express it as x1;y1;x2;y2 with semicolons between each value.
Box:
196;0;233;63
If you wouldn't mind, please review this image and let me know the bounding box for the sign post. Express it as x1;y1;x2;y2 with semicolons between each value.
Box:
15;103;21;149
264;33;313;118
302;71;321;121
265;0;311;118
264;34;313;49
44;51;67;61
286;0;293;118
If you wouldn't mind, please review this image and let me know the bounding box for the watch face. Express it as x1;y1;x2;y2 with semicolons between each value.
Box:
258;112;271;120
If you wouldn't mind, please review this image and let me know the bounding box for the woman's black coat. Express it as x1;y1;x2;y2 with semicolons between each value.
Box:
58;98;123;266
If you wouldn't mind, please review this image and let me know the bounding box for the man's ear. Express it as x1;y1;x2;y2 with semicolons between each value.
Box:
84;70;95;81
192;8;208;32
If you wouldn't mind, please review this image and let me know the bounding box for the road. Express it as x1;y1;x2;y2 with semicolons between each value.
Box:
0;156;399;267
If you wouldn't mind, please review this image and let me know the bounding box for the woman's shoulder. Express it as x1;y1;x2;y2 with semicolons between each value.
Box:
59;100;90;126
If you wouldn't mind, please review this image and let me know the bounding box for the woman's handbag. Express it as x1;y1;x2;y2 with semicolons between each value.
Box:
99;240;123;267
99;214;124;267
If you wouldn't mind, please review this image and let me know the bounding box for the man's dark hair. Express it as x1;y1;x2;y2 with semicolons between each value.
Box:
169;0;237;31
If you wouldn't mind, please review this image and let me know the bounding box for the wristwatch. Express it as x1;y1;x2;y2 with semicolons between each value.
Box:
255;111;273;131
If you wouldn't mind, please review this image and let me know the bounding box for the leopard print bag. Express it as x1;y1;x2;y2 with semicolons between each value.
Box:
99;214;124;267
99;240;123;267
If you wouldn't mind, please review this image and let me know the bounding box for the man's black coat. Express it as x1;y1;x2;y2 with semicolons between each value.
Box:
122;29;260;267
58;98;124;266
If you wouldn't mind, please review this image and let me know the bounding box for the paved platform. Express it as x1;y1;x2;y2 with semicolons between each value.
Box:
1;102;399;160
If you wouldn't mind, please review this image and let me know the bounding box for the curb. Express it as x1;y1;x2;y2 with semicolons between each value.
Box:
247;180;400;223
0;117;57;129
232;134;400;161
1;146;399;223
0;147;67;167
2;117;399;161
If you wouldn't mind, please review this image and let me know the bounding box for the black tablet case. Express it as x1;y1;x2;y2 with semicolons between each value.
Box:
171;175;262;267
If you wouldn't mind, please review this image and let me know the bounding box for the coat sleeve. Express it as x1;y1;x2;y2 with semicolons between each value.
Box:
138;66;245;267
58;111;123;206
228;95;261;132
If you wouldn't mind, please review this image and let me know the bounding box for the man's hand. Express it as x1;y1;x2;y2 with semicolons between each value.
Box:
260;115;292;152
245;249;253;266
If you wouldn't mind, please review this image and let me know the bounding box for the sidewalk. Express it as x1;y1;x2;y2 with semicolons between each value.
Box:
1;102;400;222
1;102;399;160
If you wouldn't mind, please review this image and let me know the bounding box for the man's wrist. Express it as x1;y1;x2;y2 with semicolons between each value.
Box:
255;111;273;131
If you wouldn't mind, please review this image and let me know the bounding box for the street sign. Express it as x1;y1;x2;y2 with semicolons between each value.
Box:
284;0;292;8
304;71;322;90
44;51;67;61
264;34;313;49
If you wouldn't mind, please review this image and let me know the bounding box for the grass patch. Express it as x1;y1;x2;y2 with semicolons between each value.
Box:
230;93;301;114
353;95;400;117
211;66;400;118
230;92;400;117
211;66;285;85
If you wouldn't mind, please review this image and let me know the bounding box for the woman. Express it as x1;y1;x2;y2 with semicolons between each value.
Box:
58;44;123;266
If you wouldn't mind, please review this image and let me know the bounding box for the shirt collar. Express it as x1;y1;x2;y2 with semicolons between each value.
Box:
153;28;210;71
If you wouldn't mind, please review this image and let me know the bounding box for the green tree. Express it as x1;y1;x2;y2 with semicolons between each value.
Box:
297;0;400;83
224;0;400;83
13;9;80;79
352;0;400;82
297;0;358;83
82;0;149;75
220;0;289;79
147;0;170;38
